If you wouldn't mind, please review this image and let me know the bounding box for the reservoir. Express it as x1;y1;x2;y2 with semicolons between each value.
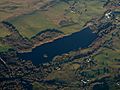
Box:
18;27;97;64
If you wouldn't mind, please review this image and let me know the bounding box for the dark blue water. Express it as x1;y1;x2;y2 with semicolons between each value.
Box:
112;11;120;15
18;27;97;64
112;3;120;7
93;83;109;90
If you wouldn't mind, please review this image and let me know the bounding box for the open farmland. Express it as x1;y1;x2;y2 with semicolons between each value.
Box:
7;0;107;38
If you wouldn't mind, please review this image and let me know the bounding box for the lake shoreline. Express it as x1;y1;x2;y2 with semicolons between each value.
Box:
18;34;65;53
18;26;89;53
18;27;98;64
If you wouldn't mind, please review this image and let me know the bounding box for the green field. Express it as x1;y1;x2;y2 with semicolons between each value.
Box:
7;11;57;38
0;25;11;52
7;0;106;38
93;30;120;69
0;24;11;37
94;48;120;68
0;43;11;52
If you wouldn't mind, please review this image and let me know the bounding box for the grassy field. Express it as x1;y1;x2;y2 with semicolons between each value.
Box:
7;0;106;38
0;24;11;52
93;30;120;69
0;24;11;37
7;11;57;38
94;48;120;68
0;43;11;52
